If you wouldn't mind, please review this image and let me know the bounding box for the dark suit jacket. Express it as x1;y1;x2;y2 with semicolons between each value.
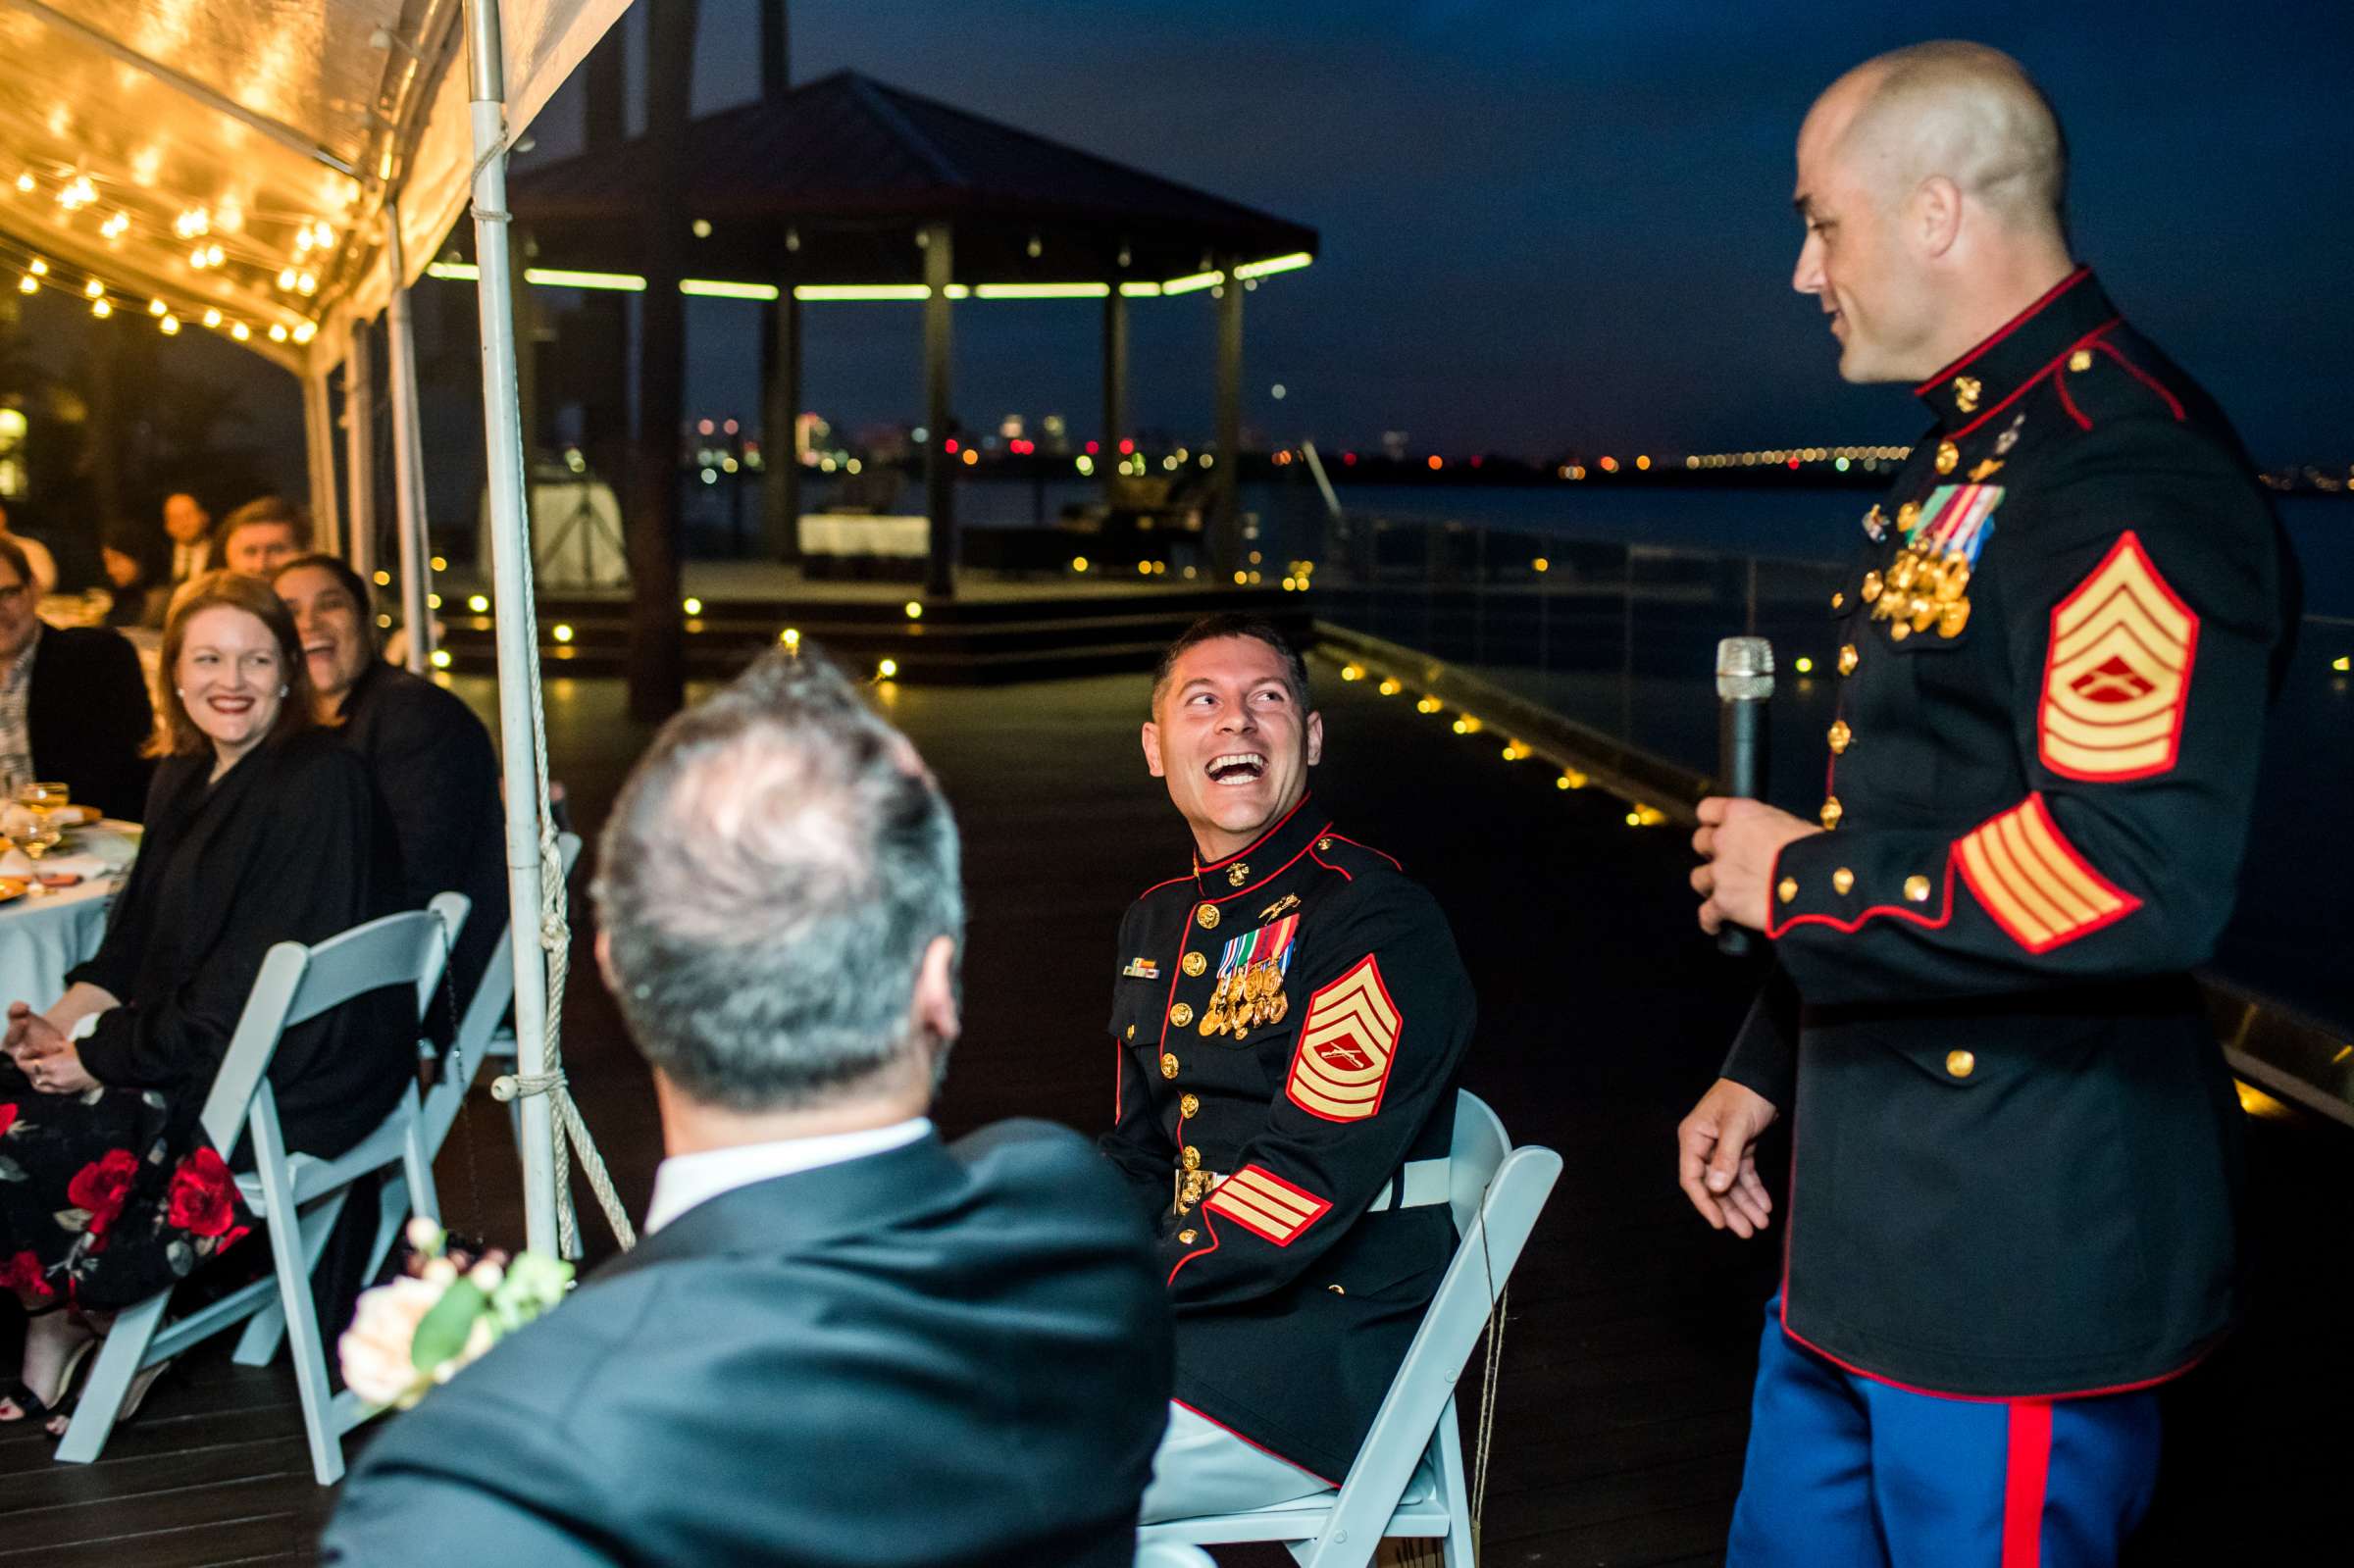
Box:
324;1122;1175;1567
336;660;506;1020
26;623;154;821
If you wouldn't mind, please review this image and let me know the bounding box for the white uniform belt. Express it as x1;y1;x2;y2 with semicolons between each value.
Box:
1174;1157;1449;1213
1365;1157;1451;1212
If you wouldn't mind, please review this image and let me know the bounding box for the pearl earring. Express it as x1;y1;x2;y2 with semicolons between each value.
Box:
279;684;289;696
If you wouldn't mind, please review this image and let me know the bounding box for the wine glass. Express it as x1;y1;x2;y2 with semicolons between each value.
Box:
15;782;67;862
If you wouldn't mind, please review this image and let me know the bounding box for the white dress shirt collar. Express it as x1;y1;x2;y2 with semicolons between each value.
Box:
642;1117;933;1235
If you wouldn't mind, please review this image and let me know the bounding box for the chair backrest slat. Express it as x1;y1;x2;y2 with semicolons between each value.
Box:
197;901;467;1158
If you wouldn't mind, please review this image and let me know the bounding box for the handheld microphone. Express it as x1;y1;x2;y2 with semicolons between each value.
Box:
1714;636;1774;957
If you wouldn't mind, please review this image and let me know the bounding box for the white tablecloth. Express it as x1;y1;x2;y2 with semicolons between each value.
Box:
0;876;115;1011
798;514;930;558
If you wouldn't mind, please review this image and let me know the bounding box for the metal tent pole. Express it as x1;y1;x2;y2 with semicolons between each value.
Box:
301;369;341;555
462;0;559;1257
343;321;377;580
384;203;435;673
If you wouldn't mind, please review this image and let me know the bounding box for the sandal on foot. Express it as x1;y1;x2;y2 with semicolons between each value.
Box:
1;1340;95;1427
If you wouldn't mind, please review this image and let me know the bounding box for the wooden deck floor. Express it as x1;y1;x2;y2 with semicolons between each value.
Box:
4;657;2346;1565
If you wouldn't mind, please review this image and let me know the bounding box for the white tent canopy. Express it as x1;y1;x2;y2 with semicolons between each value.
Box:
0;0;628;371
1;0;630;1258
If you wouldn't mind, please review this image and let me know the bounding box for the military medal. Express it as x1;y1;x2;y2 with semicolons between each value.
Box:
1204;914;1299;1040
1873;485;2000;641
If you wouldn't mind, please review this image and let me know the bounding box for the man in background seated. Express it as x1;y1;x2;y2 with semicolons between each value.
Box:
0;502;57;595
100;522;169;629
324;652;1173;1567
1103;614;1475;1521
216;496;309;576
0;537;152;820
274;555;504;1018
161;490;213;584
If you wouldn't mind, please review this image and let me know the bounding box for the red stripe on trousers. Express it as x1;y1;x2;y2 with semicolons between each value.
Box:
2003;1400;2054;1567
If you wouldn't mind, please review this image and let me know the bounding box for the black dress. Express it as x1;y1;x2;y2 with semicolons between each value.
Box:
0;729;408;1308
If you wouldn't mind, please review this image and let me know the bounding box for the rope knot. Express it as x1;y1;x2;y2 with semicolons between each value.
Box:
491;1068;567;1103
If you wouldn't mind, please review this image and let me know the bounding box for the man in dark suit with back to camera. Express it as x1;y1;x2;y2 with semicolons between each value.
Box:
325;652;1174;1566
0;536;152;821
1681;41;2294;1567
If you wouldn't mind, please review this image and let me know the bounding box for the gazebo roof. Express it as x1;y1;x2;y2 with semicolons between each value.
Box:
497;70;1318;287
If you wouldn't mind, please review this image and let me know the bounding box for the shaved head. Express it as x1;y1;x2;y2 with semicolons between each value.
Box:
1825;41;2068;236
1791;41;2077;383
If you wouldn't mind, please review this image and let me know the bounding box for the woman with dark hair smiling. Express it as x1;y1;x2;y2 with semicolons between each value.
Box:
272;554;504;1018
0;572;407;1436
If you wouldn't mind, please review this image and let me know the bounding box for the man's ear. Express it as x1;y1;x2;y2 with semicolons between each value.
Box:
593;929;618;992
912;934;961;1044
1305;710;1324;768
1914;175;1964;258
1142;718;1165;779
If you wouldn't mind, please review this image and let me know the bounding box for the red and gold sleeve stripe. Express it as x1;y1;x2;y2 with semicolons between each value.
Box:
1955;795;2142;954
1203;1165;1332;1247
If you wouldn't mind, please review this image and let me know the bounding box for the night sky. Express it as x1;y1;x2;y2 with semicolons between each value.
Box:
14;1;2352;473
518;0;2353;463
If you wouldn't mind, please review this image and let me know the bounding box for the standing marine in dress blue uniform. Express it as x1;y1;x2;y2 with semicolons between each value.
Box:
1680;42;2295;1568
1102;614;1476;1522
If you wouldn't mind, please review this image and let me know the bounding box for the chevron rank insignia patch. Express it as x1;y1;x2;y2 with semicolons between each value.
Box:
1956;795;2143;953
1203;1165;1331;1246
1285;954;1402;1123
2039;531;2198;782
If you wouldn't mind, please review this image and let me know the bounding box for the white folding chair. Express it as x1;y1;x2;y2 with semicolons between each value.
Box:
427;831;583;1152
55;895;469;1485
1138;1089;1562;1568
236;833;583;1367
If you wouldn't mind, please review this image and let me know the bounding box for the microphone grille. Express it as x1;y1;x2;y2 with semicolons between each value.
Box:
1716;636;1775;701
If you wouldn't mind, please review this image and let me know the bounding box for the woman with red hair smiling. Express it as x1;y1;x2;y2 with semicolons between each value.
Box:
0;573;407;1437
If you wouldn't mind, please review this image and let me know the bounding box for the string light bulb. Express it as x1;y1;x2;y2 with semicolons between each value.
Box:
158;314;179;335
204;243;223;268
267;323;288;342
201;308;222;328
15;276;33;295
27;258;46;276
82;278;103;298
230;322;250;340
101;213;129;240
90;297;112;318
147;297;167;316
277;266;296;289
291;321;317;344
12;174;32;194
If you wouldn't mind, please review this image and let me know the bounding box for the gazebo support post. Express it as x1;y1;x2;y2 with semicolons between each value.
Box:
302;366;341;557
384;203;435;672
1100;286;1128;494
461;0;559;1259
342;320;376;581
760;292;802;561
1211;258;1244;578
922;220;955;600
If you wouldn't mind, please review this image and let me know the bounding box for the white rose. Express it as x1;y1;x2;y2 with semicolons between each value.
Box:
339;1277;441;1409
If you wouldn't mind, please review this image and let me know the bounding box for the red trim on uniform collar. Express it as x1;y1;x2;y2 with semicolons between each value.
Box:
1195;791;1314;875
1914;266;2092;395
1948;319;2121;440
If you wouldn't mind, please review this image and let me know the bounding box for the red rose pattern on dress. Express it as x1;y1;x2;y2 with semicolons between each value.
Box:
0;1248;53;1298
165;1147;241;1238
66;1147;142;1239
